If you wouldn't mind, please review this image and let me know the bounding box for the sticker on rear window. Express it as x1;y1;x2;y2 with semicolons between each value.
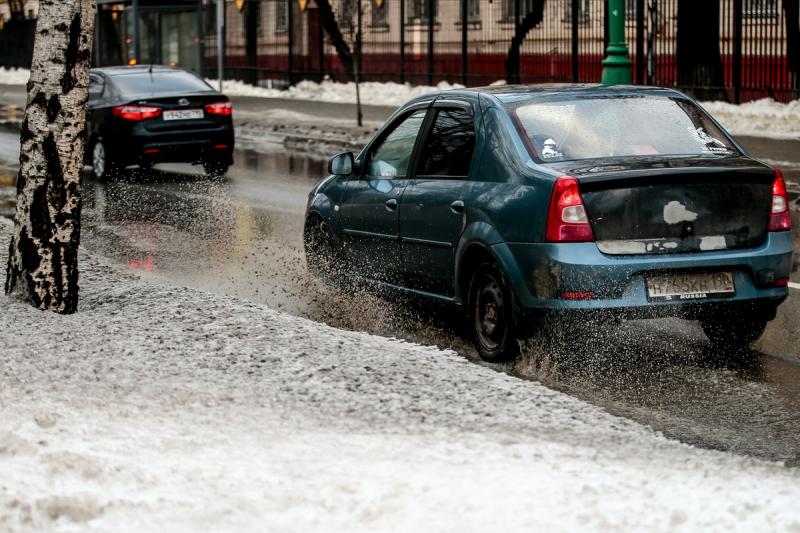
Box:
690;127;730;153
541;138;563;160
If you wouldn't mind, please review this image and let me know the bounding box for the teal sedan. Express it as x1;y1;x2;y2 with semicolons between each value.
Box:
304;85;793;363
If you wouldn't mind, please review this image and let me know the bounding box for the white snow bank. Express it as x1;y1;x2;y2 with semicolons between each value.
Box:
0;217;799;532
3;66;798;138
217;77;800;139
211;78;464;107
701;98;800;140
0;67;30;86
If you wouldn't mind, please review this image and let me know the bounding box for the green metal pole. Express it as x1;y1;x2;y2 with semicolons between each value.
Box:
601;0;632;84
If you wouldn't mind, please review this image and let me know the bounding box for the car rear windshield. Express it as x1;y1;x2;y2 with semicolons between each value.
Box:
509;95;739;162
111;71;212;96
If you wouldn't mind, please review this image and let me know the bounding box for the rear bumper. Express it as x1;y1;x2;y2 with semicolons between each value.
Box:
493;231;793;321
108;126;234;166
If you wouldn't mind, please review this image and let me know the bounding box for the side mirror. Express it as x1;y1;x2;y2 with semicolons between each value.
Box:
328;152;355;176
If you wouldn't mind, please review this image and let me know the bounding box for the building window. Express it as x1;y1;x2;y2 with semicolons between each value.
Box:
276;0;288;31
339;0;356;28
744;0;777;18
408;0;437;24
503;0;537;22
563;0;590;24
372;0;388;26
458;0;480;23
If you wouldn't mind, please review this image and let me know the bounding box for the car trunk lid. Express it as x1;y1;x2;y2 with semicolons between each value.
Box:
549;156;774;255
123;92;230;132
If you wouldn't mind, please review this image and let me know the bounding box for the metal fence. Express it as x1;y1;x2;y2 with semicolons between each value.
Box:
2;0;794;102
0;18;36;69
206;0;798;102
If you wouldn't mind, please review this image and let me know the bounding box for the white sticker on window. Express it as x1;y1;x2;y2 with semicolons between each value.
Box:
690;127;729;153
541;138;563;159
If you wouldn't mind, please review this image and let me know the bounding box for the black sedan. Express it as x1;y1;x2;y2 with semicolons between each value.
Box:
85;65;234;181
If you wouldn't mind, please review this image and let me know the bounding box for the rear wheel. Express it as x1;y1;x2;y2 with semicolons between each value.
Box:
700;313;768;351
469;263;519;363
91;138;119;182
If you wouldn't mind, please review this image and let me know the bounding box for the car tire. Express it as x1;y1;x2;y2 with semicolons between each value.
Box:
700;314;767;351
304;217;342;285
203;160;229;178
468;262;520;363
91;137;118;183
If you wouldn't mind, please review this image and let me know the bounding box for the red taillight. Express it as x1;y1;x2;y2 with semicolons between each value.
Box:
768;169;791;232
560;291;594;300
204;101;233;116
113;105;161;121
546;176;594;242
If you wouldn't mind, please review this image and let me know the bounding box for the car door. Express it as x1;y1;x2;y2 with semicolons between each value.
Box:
337;107;429;283
399;101;478;296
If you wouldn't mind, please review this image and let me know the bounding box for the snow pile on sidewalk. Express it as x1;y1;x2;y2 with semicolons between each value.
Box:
702;98;800;140
2;66;799;138
0;67;30;86
1;217;799;532
211;77;464;107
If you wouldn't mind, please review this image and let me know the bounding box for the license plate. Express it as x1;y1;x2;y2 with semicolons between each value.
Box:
162;109;203;121
646;272;735;301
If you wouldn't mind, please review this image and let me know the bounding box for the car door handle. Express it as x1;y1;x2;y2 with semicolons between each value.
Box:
450;200;465;214
385;198;398;211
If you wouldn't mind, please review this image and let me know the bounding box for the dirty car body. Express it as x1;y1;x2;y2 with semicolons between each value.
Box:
85;65;234;180
304;85;794;362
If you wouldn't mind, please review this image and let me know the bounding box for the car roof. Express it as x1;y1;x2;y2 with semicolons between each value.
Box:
91;65;193;77
407;83;686;107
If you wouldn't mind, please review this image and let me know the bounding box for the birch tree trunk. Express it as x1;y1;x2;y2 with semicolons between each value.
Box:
5;0;95;314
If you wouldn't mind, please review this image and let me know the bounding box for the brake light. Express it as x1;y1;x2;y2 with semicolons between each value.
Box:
113;105;161;121
768;169;791;232
546;176;594;242
204;101;233;116
560;291;594;300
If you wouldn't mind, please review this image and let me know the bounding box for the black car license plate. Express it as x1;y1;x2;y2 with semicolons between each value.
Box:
646;272;735;301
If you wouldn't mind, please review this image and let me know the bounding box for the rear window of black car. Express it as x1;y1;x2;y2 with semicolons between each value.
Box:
508;95;739;162
111;71;212;96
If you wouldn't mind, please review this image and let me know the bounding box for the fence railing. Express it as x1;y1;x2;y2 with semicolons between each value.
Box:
206;0;799;102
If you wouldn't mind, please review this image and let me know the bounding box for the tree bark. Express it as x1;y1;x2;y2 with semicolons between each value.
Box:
676;0;727;101
5;0;95;314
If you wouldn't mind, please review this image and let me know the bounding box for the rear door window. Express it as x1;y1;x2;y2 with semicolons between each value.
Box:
111;71;213;96
366;109;428;178
416;108;476;178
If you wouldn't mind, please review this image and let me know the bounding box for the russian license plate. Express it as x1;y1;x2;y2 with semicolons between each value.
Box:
646;272;735;301
162;109;203;121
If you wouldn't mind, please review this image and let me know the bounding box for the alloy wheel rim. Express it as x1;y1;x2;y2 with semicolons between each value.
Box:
93;142;105;177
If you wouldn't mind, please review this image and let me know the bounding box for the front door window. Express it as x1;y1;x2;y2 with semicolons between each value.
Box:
367;109;428;178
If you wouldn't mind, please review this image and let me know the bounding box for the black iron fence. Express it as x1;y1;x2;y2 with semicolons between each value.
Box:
0;0;796;102
0;18;36;69
208;0;799;102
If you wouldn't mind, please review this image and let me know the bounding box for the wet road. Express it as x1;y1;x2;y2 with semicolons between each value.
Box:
1;131;799;465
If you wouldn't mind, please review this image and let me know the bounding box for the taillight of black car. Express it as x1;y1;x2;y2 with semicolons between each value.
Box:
769;169;792;232
204;101;233;116
113;105;162;121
